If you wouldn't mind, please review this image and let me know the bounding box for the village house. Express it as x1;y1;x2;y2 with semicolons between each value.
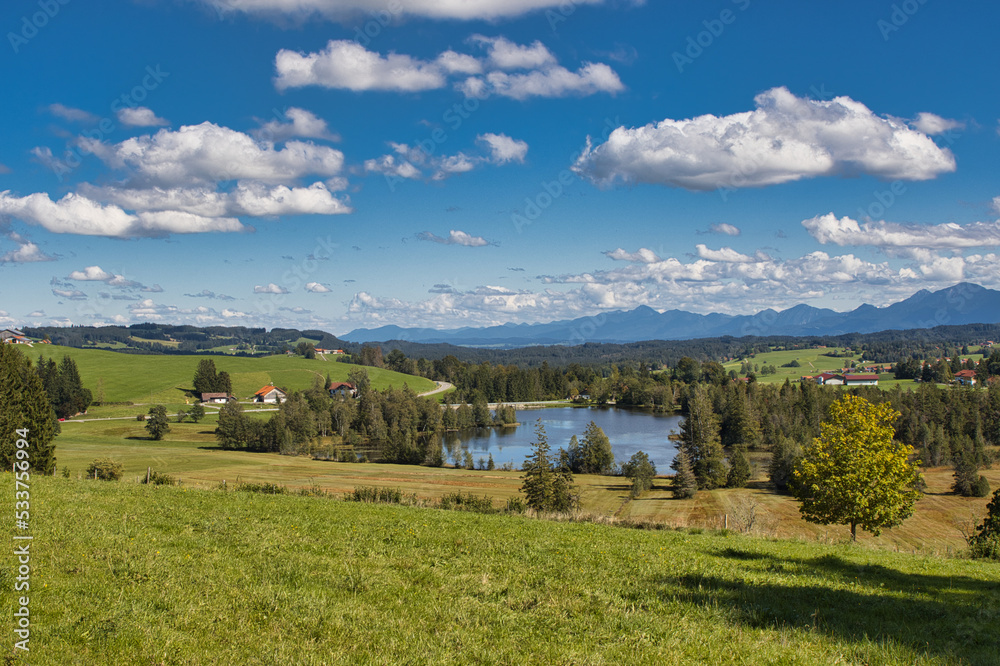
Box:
843;374;879;386
1;329;31;345
328;382;356;398
253;385;287;403
200;392;234;404
954;369;977;386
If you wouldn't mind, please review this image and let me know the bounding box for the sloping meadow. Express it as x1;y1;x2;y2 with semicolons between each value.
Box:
3;475;999;665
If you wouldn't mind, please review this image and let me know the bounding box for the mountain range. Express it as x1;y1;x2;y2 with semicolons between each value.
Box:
342;283;1000;347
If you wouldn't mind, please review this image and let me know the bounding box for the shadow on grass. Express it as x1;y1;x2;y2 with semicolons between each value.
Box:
649;548;999;662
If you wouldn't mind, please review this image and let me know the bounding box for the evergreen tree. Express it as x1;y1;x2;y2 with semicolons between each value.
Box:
487;453;495;470
680;386;728;489
216;370;232;395
1;345;58;475
727;443;751;488
768;436;802;493
521;420;576;512
193;359;219;395
145;405;171;441
670;448;697;499
216;400;247;449
578;421;615;475
969;488;1000;559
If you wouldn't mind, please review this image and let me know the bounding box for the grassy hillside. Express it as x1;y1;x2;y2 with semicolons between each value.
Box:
54;418;999;554
3;476;998;664
32;345;436;405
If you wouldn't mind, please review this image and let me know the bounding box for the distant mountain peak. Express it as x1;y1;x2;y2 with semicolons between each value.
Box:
342;283;1000;347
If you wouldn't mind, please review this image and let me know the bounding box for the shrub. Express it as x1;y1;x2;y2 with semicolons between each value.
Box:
86;459;124;481
142;471;178;486
347;486;403;504
235;482;287;494
439;492;496;513
973;475;992;498
504;497;527;514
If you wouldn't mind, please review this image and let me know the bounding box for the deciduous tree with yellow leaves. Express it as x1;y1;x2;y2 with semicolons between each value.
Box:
794;395;921;541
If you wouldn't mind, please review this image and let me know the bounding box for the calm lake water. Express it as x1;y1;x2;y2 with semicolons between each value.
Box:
442;407;683;472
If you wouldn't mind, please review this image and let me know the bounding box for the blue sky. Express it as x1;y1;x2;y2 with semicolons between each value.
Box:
1;0;998;335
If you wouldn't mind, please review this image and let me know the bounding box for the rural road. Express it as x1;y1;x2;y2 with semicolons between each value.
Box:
418;381;454;397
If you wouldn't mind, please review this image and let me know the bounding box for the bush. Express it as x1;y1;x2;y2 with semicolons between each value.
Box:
235;482;287;494
142;471;178;486
973;475;992;498
505;497;527;514
347;486;403;504
439;492;496;513
86;459;123;481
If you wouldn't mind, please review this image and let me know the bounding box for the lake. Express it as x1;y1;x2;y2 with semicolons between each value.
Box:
442;407;683;472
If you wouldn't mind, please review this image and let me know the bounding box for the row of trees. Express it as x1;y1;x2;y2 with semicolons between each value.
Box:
36;354;91;419
213;369;519;465
0;345;58;474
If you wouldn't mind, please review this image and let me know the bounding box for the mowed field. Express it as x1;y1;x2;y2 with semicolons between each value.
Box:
55;416;1000;555
33;345;437;408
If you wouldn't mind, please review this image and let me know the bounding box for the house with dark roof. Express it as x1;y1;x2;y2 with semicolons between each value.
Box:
200;392;234;404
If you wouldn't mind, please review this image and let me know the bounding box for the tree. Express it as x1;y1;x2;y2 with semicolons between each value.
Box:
193;359;219;395
793;395;921;541
521;420;576;512
969;488;1000;559
188;403;205;423
727;443;751;488
145;405;171;441
680;385;728;489
216;400;249;449
0;344;58;475
670;448;697;499
577;421;614;475
621;450;656;497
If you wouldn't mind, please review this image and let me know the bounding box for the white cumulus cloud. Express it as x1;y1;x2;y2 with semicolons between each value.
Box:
305;282;332;293
417;230;490;246
477;133;528;164
574;87;956;190
254;283;290;294
254;107;338;142
803;213;1000;250
117;106;169;127
206;0;605;22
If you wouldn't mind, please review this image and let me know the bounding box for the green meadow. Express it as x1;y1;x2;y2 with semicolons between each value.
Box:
3;476;999;665
33;345;436;407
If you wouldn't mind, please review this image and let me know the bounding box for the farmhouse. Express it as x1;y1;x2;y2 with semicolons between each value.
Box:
253;385;287;403
817;372;844;385
329;382;356;398
954;369;977;386
200;392;233;403
1;329;31;345
843;374;879;386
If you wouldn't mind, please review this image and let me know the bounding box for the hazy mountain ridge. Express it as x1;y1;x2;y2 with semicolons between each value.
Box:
344;283;1000;346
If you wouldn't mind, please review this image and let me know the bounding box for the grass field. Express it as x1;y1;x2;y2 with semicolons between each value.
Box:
3;475;999;664
31;345;435;408
53;417;1000;554
720;346;987;387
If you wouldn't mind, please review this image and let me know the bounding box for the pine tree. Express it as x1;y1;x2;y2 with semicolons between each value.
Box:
680;385;728;489
670;448;697;499
727;443;751;488
578;421;614;475
1;345;58;475
521;420;576;512
622;450;657;497
193;359;219;395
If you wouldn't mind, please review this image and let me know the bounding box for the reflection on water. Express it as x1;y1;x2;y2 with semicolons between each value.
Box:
442;407;683;472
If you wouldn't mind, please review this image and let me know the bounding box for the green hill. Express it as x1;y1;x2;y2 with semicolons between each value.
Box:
4;476;998;664
31;345;436;405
